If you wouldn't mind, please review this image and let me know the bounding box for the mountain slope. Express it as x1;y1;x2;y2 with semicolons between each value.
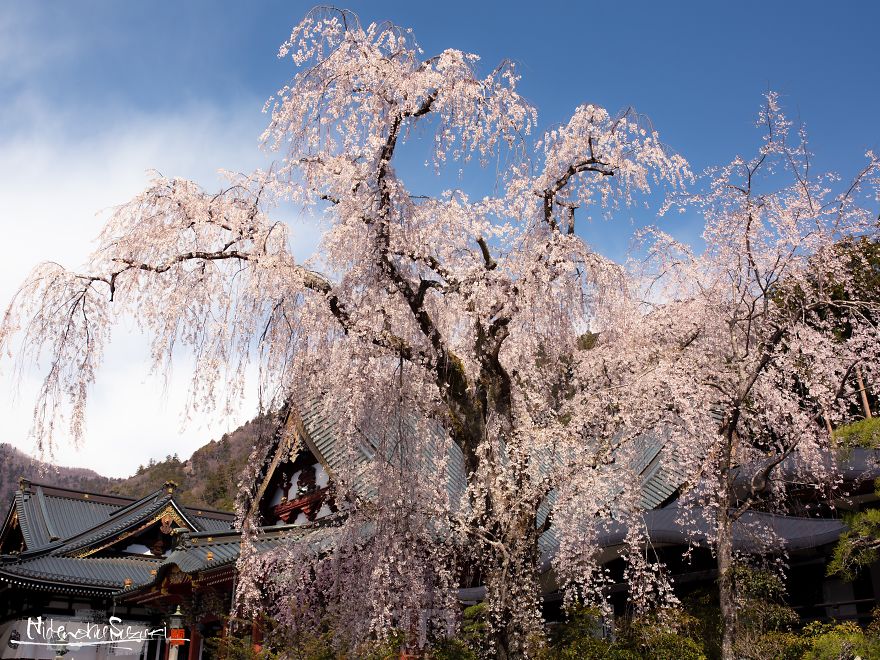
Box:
0;444;118;508
0;414;273;513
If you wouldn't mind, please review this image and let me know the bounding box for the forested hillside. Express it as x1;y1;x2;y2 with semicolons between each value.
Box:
0;414;273;513
0;444;118;506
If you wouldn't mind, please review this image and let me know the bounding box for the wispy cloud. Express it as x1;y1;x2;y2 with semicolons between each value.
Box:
0;92;321;477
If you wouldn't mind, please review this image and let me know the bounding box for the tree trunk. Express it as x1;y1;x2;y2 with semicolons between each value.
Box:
717;505;737;660
444;356;540;658
483;514;543;660
856;364;873;419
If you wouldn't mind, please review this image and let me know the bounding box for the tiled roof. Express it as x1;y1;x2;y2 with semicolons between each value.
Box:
641;508;846;552
0;479;236;595
39;496;125;541
13;484;134;552
292;396;693;548
737;447;880;486
161;524;331;575
164;531;246;574
634;433;689;509
7;480;235;559
297;395;468;504
118;523;339;601
54;490;178;556
537;508;846;563
191;512;238;532
296;395;682;512
0;555;159;591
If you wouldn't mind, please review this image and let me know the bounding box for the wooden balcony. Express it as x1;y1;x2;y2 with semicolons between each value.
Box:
272;487;327;523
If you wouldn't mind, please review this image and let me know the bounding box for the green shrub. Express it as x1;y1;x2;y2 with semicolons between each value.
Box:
618;611;706;660
799;620;880;660
203;634;282;660
459;602;489;653
829;506;880;580
743;631;810;660
540;606;705;659
834;417;880;449
541;607;627;659
643;631;705;660
428;637;479;660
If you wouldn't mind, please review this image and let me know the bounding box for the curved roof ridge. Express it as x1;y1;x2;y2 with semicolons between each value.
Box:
17;479;136;505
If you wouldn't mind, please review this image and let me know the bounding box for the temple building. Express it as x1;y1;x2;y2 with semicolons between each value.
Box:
0;401;339;659
0;479;233;658
1;399;879;657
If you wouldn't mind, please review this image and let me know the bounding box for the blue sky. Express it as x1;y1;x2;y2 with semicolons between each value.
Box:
1;1;878;475
4;1;879;254
5;2;878;166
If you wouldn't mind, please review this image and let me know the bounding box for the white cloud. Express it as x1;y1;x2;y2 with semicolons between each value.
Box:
0;100;322;477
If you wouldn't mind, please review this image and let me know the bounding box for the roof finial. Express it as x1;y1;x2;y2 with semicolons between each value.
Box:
18;478;31;493
171;527;191;549
163;480;178;494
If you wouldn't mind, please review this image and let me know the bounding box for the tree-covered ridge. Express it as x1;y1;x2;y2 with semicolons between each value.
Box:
0;443;118;507
0;414;271;512
117;414;272;511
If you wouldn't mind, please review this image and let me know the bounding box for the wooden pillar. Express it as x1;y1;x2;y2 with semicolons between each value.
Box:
187;628;202;660
251;620;264;654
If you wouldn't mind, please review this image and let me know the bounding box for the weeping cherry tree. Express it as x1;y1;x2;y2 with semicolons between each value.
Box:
580;94;880;660
0;8;690;658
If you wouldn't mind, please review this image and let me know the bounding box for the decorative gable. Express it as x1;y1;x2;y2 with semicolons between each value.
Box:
73;503;195;558
258;450;335;526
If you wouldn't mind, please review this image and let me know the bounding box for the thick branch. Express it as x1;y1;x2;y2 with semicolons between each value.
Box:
476;236;498;270
368;107;482;467
539;154;614;229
